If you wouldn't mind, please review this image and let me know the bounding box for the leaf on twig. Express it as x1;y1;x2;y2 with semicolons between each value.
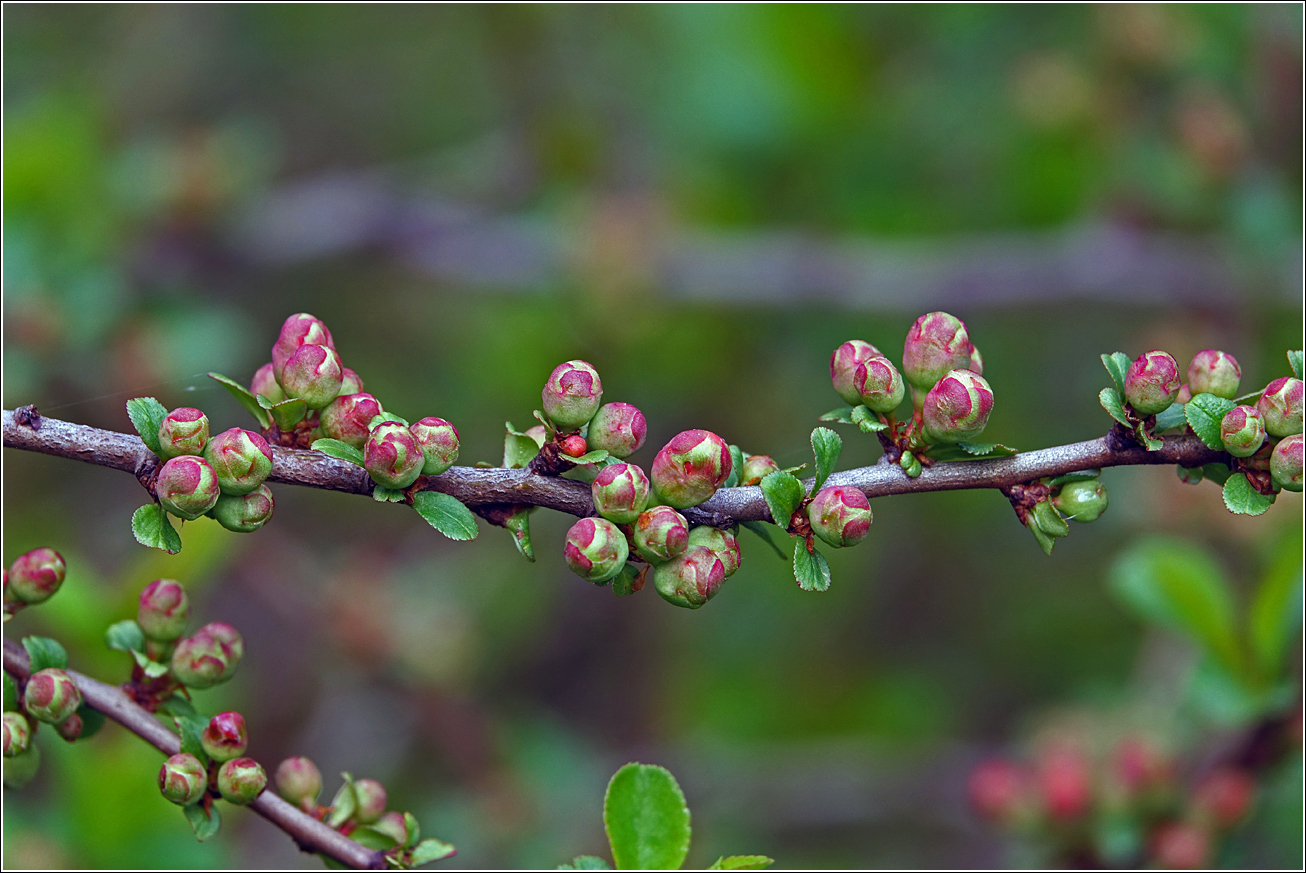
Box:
132;503;183;554
810;427;841;491
208;373;272;429
1185;393;1236;450
792;544;831;592
311;438;365;467
126;397;169;457
413;492;479;541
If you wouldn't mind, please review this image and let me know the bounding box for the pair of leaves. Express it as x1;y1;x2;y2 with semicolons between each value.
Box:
131;503;183;554
208;373;273;430
24;636;68;672
758;427;843;527
721;445;746;489
818;405;888;435
1026;500;1070;556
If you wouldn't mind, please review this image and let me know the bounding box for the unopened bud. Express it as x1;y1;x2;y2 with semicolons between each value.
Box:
217;757;267;805
271;313;335;384
281;344;344;410
739;455;780;486
588;403;647;458
902;312;973;395
1219;405;1266;458
201;711;249;762
563;518;629;583
967;759;1028;824
1257;376;1304;438
591;463;650;524
410;417;460;475
1151;823;1210;870
653;546;726;609
1271;434;1303;492
650;429;732;508
24;668;82;724
251;362;285;403
542;360;603;430
7;547;66;605
54;712;83;742
171;625;240;690
210;485;275;533
855;356;906;413
353;778;387;824
204;428;274;495
1051;479;1109;523
157;408;210;459
1187;350;1241;399
1124;350;1182;415
364;422;425;489
156;456;222;520
339;367;364;396
921;370;994;444
1036;747;1092;821
159;752;208;805
321;393;384;450
1192;768;1255;829
1177;383;1193;404
138;579;190;642
372;810;409;845
275;756;322;808
808;486;873;548
3;712;31;757
686;526;741;576
200;621;244;666
559;434;588;458
633;506;689;564
830;340;883;405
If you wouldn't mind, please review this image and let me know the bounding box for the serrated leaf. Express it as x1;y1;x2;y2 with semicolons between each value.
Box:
1222;473;1274;516
709;856;774;870
132;503;183;554
562;450;610;466
176;714;211;764
413;492;479;541
265;397;308;431
1153;402;1187;431
1134;422;1164;451
792;544;832;592
3;672;18;712
810;427;842;491
604;763;691;872
131;649;170;678
1101;352;1131;395
326;773;358;828
818;406;857;425
759;471;805;529
23;636;68;672
311;438;365;467
1289;349;1303;380
373;486;406;503
1047;470;1101;489
722;445;745;489
1185;393;1237;450
504;430;540;469
740;521;789;560
559;857;612;871
207;372;272;429
126;397;169;457
409;838;457;866
183;802;221;841
105;620;146;653
1098;388;1130;426
611;563;643;597
1249;527;1304;681
74;703;105;740
850;405;888;433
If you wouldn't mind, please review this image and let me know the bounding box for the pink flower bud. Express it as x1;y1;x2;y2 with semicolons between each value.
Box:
217;757;267;805
1177;383;1193;404
560;434;588;457
1124;350;1182;415
1257;376;1304;438
138;579;190;642
1192;768;1255;829
591;463;651;524
650;429;733;509
156;456;221;520
271;313;334;384
1272;433;1303;492
54;712;84;742
410;417;460;475
204;428;274;495
372;811;409;845
1187;349;1241;399
902;312;973;394
24;668;82;724
157;407;209;460
686;526;741;576
200;621;244;666
739;455;780;486
1112;735;1173;798
1036;747;1092;821
159;752;208;805
564;517;629;583
1151;823;1211;870
7;547;66;605
3;712;32;758
281;343;344;410
633;505;690;564
854;356;905;414
830;340;883;405
967;759;1028;824
339;367;364;396
201;711;249;762
653;545;726;609
808;486;872;548
542;360;603;430
353;778;387;824
920;369;995;444
275;756;322;808
588;402;647;458
1219;405;1266;458
210;485;275;533
250;362;284;403
967;345;984;376
364;422;424;489
172;623;242;689
321;393;384;450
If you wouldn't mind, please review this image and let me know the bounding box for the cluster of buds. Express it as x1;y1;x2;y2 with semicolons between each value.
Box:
158;711;266;808
538;361;649;461
3;546;66;616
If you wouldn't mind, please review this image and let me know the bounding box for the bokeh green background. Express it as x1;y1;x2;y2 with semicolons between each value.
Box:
3;4;1302;869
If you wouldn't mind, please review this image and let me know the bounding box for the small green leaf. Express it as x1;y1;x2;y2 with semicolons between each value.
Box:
604;763;691;872
208;372;272;429
1047;470;1101;489
759;471;805;529
126;397;169;457
176;714;211;764
818;406;856;425
105;620;146;653
1031;500;1070;539
1201;463;1232;485
74;703;105;740
413;492;479;541
850;405;888;434
132;503;183;554
1248;527;1304;681
158;694;196;717
1027;516;1056;556
504;429;541;469
563;450;610;466
23;636;68;672
559;857;612;871
311;438;365;467
131;649;170;678
611;563;643;597
504;507;535;562
3;672;18;712
265;397;308;432
928;441;1019;461
708;856;774;870
403;811;421;847
1222;473;1275;516
1101;352;1131;395
183;802;221;841
326;774;358;828
810;427;842;491
899;451;922;477
739;521;788;560
373;486;406;503
1153;402;1187;431
532;410;556;435
1133;421;1164;451
1185;393;1237;450
1288;349;1303;380
722;445;745;489
349;827;399;851
408;838;457;866
792;544;832;592
1098;388;1130;426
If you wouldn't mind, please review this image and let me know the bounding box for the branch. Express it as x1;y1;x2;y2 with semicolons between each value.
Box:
3;409;1227;526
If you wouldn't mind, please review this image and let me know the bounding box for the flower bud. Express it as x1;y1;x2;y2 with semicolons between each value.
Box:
203;428;274;496
156;456;222;520
542;360;603;430
560;434;588;458
830;340;883;405
686;526;741;576
591;463;651;524
1123;350;1182;415
7;547;66;605
157;408;210;459
54;712;83;742
854;356;906;414
1150;823;1210;870
201;711;249;762
1192;768;1255;829
24;668;82;724
339;367;364;396
1036;746;1092;821
1051;479;1109;523
920;370;995;444
251;362;285;403
159;752;208;805
967;345;984;376
1271;433;1303;492
275;756;322;808
808;486;873;548
138;579;190;642
587;402;647;458
967;759;1028;824
410;417;460;475
1177;383;1193;404
372;811;409;845
1187;350;1241;399
271;313;335;384
653;546;726;609
217;757;267;805
902;312;973;394
633;506;690;564
210;485;275;533
353;778;387;824
200;621;244;666
364;422;424;489
650;430;733;509
1219;405;1266;458
563;518;629;583
739;455;780;486
1112;736;1173;798
281;343;344;410
171;629;234;689
3;712;31;757
1257;376;1304;437
321;393;384;450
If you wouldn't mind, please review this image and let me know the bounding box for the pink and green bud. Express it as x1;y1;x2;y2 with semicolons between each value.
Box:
7;547;66;605
653;546;726;609
281;343;344;410
808;486;872;548
1123;350;1182;415
686;526;741;576
157;408;209;459
271;312;335;384
210;485;275;533
156;456;222;520
1187;350;1241;399
633;505;690;564
217;757;267;805
563;518;629;583
321;393;384;450
591;463;650;524
54;712;83;742
339;367;364;396
1177;383;1193;404
203;428;273;495
138;579;190;642
542;360;603;430
353;778;387;824
1271;433;1303;492
3;712;31;757
159;753;208;805
1192;768;1256;829
24;668;82;724
967;759;1030;824
200;621;244;666
171;625;240;689
902;312;973;395
921;369;995;444
372;811;409;845
854;356;905;413
560;434;588;458
410;417;460;475
830;340;883;406
739;455;780;486
1257;376;1304;438
275;756;322;808
1219;405;1266;458
1052;479;1109;522
587;402;647;458
251;362;285;403
650;429;733;509
201;711;248;762
967;345;984;376
364;422;425;489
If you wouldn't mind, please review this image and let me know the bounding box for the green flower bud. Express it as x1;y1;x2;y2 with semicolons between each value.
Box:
3;741;41;788
364;422;425;489
855;356;905;413
321;393;384;450
7;547;66;605
739;455;780;486
171;624;241;689
1257;377;1304;438
157;408;210;459
808;486;873;548
159;752;208;805
54;712;83;742
410;417;460;475
275;756;322;808
902;312;973;395
921;369;995;444
1271;433;1303;492
591;463;650;524
653;546;726;609
24;668;82;724
3;712;31;757
830;340;883;406
138;579;190;642
1219;405;1266;458
156;456;221;520
587;402;647;458
201;711;248;762
201;621;244;666
271;312;335;384
686;526;741;576
650;429;733;508
1123;350;1181;416
250;362;285;403
633;505;690;564
203;428;273;496
1052;479;1109;522
217;757;267;805
372;811;409;845
339;367;364;396
542;360;603;430
353;778;387;824
210;485;275;533
281;343;344;410
1187;350;1241;400
563;518;629;583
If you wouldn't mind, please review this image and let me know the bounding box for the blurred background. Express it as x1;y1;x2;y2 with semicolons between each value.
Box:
3;4;1302;869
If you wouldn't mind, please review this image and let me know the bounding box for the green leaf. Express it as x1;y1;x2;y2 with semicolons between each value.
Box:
1098;388;1130;426
504;507;535;562
810;427;841;491
1109;538;1243;677
532;410;556;435
850;405;888;434
372;486;406;503
311;438;365;467
792;544;832;592
176;714;211;764
1222;474;1275;516
563;450;610;466
604;763;692;872
1026;516;1056;556
131;503;183;554
183;802;221;841
403;811;421;847
708;856;774;870
158;694;196;718
131;649;170;678
74;703;105;740
349;827;399;851
1185;393;1237;449
23;636;68;672
1201;463;1232;485
722;445;745;489
559;857;612;871
759;471;805;529
1248;527;1304;681
105;620;146;653
408;838;457;866
1047;470;1101;489
611;563;643;597
740;521;789;560
413;492;479;541
1288;349;1303;380
1101;352;1131;395
818;406;856;425
503;428;541;469
928;441;1019;462
264;397;308;432
207;372;272;429
1153;402;1187;431
3;672;18;712
126;397;168;457
1031;500;1069;539
326;773;358;828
